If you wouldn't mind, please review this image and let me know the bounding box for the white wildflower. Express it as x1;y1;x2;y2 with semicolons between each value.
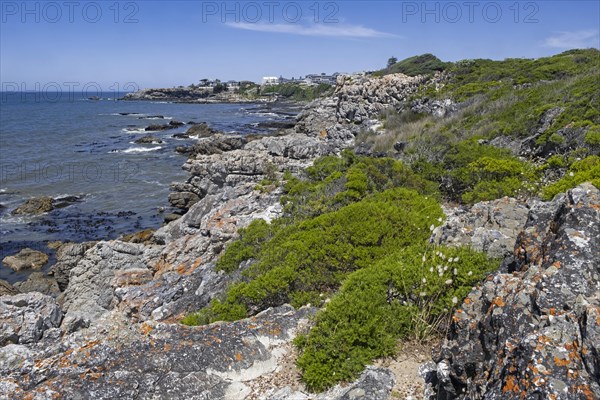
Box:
452;297;458;304
438;217;442;222
429;267;434;273
422;278;427;283
443;265;448;271
445;279;453;285
429;224;435;231
454;257;459;262
420;292;427;297
467;271;473;276
422;255;426;262
453;268;458;275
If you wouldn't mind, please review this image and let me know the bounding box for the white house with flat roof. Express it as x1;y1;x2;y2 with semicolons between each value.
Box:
262;77;279;85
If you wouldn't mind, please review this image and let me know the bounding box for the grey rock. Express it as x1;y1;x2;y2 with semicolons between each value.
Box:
49;241;96;291
2;248;49;272
411;98;457;118
426;183;600;399
0;292;62;345
430;197;530;259
1;305;315;399
58;240;153;326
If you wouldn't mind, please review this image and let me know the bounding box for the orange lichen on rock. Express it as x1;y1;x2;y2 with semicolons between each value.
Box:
502;376;520;393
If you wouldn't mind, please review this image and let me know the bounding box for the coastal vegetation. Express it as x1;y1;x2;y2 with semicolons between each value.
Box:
183;49;599;391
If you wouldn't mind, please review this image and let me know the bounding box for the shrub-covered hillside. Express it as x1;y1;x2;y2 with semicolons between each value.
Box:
359;48;600;203
183;49;599;392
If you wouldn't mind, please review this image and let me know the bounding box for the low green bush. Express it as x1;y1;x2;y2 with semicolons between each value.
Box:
295;245;499;391
183;188;444;325
542;155;600;200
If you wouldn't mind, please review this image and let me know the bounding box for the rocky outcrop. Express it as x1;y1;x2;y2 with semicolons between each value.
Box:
185;122;216;137
175;134;246;156
424;183;600;399
48;242;97;291
123;87;262;104
2;248;49;271
57;240;157;331
12;196;54;215
335;73;427;124
430;197;530;259
145;120;184;131
0;293;62;345
0;305;314;399
134;135;163;144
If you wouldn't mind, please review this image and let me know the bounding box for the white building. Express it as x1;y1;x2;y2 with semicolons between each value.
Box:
262;76;279;85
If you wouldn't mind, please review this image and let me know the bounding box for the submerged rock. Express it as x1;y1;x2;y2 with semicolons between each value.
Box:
425;183;600;399
13;272;60;297
185;122;215;138
12;196;54;215
134;135;163;144
2;248;49;272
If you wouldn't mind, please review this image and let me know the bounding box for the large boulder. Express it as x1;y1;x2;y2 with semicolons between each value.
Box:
2;248;49;272
0;292;62;345
424;183;600;399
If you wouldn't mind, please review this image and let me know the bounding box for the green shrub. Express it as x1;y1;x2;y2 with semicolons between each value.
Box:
216;219;276;273
281;151;438;221
459;156;539;203
184;188;444;325
542;156;600;200
375;53;448;77
295;245;499;391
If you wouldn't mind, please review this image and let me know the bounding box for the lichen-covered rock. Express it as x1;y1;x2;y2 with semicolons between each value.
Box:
0;292;62;345
0;305;315;399
425;183;600;399
430;197;530;259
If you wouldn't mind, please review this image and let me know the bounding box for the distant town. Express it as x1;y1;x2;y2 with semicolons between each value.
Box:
181;72;342;90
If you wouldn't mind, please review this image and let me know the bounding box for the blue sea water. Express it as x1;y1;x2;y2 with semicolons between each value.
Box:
0;92;290;283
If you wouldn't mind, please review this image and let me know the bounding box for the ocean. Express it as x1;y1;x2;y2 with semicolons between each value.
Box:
0;92;293;283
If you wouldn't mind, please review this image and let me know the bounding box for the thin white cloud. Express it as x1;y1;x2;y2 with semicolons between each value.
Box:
543;30;599;49
226;22;397;38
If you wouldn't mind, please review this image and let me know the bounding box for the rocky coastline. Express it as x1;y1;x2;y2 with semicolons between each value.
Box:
1;70;598;399
122;87;268;104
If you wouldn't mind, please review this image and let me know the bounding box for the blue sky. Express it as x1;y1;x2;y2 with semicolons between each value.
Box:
1;1;599;89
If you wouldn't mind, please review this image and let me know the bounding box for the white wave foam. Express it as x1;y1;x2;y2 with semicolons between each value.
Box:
121;128;147;134
120;146;162;154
